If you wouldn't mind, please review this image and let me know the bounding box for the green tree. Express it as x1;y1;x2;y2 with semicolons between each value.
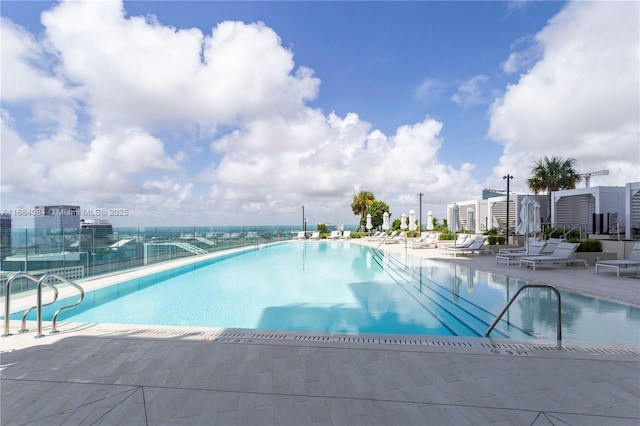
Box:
526;156;582;222
363;200;391;230
351;190;375;232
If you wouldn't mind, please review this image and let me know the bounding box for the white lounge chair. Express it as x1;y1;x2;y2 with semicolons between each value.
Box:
409;234;439;249
496;241;547;266
340;231;352;239
328;230;342;240
442;234;471;250
366;231;383;241
292;231;306;240
519;242;587;270
497;238;562;255
444;236;488;257
383;231;406;244
375;231;398;242
309;231;320;240
439;234;469;253
540;238;564;254
595;243;640;277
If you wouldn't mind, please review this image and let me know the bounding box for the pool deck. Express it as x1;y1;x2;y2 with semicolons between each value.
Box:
2;239;639;425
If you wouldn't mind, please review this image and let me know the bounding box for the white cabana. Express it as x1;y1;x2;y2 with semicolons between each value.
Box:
551;186;625;236
451;199;488;233
625;182;640;240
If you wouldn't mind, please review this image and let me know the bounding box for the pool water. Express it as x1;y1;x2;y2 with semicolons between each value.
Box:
17;242;640;345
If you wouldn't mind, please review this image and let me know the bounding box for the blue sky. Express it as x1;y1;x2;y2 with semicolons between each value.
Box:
1;1;638;228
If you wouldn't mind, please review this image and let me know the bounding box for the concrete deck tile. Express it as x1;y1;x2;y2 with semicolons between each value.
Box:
542;411;640;425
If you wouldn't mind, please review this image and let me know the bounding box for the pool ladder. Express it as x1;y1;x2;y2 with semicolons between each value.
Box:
2;272;85;338
486;284;562;341
254;235;267;247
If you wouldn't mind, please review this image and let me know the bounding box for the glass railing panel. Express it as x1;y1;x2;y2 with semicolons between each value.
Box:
1;225;303;296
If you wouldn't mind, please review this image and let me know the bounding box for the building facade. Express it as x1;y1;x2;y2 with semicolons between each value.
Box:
0;213;11;265
34;205;81;232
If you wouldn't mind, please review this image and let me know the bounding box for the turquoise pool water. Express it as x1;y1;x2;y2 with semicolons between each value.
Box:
18;242;640;345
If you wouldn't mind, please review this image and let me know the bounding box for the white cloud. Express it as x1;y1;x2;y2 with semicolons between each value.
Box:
3;0;635;228
0;18;68;102
413;78;442;103
501;36;542;75
206;110;479;221
1;112;180;204
451;75;489;107
506;0;533;14
488;1;640;190
40;1;319;129
0;112;47;195
0;18;79;136
2;0;475;226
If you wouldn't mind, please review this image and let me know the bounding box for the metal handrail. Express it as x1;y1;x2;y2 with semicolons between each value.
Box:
20;282;59;333
486;284;562;341
254;235;267;246
3;273;40;336
560;224;582;239
41;273;85;334
2;272;84;338
376;233;406;250
376;238;387;250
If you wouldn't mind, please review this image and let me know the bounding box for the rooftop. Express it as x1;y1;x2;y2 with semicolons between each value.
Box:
2;239;639;425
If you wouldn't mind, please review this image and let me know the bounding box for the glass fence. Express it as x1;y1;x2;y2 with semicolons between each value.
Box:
0;225;313;296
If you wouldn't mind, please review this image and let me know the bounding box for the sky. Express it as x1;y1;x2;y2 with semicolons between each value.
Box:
1;0;639;229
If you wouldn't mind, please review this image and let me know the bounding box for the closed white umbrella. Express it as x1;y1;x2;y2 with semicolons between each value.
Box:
408;209;417;241
516;197;531;235
409;209;417;232
400;213;408;231
382;211;390;231
366;213;373;233
532;200;542;235
467;208;475;232
426;211;434;231
516;196;541;254
450;204;460;246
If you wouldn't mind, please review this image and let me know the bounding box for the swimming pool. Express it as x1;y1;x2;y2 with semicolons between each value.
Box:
17;241;640;345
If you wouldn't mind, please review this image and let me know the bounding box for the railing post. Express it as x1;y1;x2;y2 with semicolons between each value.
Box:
3;273;43;336
35;275;46;338
3;274;14;336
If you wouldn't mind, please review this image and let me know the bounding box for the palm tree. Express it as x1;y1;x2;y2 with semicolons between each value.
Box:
351;190;375;232
526;156;582;222
364;200;391;230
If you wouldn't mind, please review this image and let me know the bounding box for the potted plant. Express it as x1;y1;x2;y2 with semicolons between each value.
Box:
485;228;499;245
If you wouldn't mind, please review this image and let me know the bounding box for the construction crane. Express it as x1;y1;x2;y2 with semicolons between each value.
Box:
580;169;609;187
